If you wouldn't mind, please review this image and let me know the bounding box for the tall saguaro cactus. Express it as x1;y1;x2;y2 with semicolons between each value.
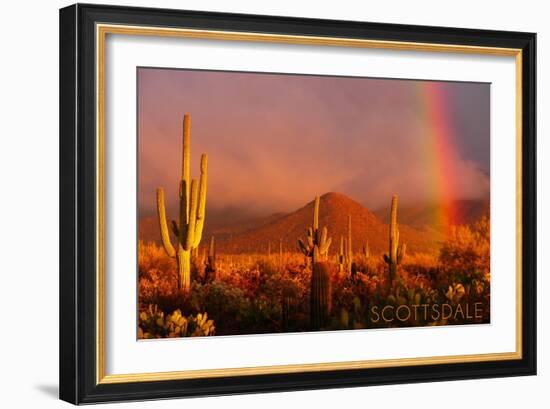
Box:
310;262;332;330
205;235;217;282
298;196;332;264
156;114;208;292
383;194;406;283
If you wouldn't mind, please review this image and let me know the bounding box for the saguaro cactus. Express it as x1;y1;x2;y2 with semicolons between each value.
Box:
205;235;217;281
397;242;407;264
360;241;371;275
310;262;332;330
362;241;370;259
338;236;345;273
347;214;354;273
383;194;406;283
156;114;208;292
298;196;332;264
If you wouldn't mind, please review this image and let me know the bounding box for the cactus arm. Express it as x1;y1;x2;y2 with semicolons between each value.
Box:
307;227;314;248
171;220;179;238
397;243;407;264
184;179;198;251
396;228;400;248
389;194;398;263
338;236;345;272
193;154;208;248
182;114;191;216
347;214;352;264
320;237;332;254
298;239;309;255
313;196;320;231
156;188;176;258
320;226;328;248
344;238;348;261
363;241;370;259
209;235;215;257
178;180;188;248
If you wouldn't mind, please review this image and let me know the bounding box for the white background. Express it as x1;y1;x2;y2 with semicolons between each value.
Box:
0;0;547;407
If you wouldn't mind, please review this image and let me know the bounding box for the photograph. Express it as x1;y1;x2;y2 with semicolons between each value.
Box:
137;68;491;338
53;2;537;405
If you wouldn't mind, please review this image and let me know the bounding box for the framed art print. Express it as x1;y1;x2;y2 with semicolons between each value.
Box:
59;4;536;404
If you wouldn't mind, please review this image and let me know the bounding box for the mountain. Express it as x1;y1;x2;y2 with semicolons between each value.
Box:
139;192;446;255
209;192;441;255
373;199;489;229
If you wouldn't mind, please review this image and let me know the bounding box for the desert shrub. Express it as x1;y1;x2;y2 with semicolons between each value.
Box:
352;255;382;277
204;281;248;320
137;219;491;336
403;252;439;277
138;240;174;276
188;281;251;334
438;216;490;285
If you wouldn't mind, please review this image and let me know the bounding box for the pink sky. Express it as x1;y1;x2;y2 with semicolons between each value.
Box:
138;68;489;220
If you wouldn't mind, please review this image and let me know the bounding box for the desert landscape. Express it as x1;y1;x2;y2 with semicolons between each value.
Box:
137;116;490;339
138;191;490;338
137;69;490;339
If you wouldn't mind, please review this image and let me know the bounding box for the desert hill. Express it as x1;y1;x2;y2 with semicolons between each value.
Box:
373;199;489;229
140;192;478;256
215;192;442;255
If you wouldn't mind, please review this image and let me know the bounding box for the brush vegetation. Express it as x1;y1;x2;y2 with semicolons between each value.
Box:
139;115;490;338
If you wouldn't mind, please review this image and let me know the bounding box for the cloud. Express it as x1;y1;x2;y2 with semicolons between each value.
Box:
138;68;490;216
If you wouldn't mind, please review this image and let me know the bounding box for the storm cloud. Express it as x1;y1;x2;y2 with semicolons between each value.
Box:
138;68;489;217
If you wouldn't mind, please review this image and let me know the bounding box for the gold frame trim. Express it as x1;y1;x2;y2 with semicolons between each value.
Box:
96;23;523;385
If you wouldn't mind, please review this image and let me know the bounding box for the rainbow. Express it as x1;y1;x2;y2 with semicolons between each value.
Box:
416;81;461;232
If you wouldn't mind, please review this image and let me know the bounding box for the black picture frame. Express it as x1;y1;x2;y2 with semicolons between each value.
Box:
59;3;536;405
